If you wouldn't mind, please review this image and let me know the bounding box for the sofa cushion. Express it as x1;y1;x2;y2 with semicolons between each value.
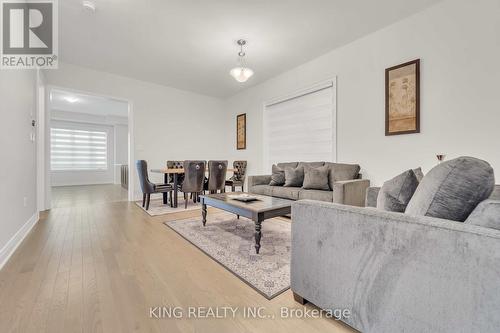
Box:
298;189;333;202
284;166;304;187
365;187;381;208
377;170;419;212
302;166;330;190
465;200;500;230
325;162;361;189
413;167;424;182
298;162;325;169
405;156;495;222
249;185;274;196
269;164;285;186
272;186;300;200
277;162;298;169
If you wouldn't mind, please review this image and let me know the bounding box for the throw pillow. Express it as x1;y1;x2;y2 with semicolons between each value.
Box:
405;156;495;222
325;163;361;190
302;166;330;190
284;166;304;187
269;164;285;186
413;167;424;182
377;170;419;212
465;200;500;230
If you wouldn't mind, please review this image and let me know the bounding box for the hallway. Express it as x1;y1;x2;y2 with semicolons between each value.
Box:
51;184;128;208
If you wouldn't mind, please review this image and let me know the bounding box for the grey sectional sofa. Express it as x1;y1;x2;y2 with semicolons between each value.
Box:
248;161;369;206
291;186;500;333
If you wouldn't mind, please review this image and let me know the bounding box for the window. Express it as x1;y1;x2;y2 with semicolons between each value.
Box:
51;127;108;171
264;79;336;169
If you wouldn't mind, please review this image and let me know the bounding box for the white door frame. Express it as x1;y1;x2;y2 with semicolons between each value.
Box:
36;70;47;211
37;84;135;209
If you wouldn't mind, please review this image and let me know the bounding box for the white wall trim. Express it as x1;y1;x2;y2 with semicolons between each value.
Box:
127;101;135;201
0;212;39;270
264;78;335;107
36;70;47;211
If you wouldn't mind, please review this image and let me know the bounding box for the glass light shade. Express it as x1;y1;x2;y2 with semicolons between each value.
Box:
230;67;254;82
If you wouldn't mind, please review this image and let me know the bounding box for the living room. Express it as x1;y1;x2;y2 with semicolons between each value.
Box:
1;0;499;332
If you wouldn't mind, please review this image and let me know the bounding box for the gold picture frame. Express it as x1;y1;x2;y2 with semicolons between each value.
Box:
236;113;246;150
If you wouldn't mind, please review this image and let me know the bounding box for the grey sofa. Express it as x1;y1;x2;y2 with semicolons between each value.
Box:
291;185;500;333
248;162;369;206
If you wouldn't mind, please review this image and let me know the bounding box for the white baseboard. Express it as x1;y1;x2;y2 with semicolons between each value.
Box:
0;212;40;270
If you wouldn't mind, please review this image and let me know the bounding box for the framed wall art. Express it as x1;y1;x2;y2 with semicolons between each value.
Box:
385;59;420;136
236;113;246;150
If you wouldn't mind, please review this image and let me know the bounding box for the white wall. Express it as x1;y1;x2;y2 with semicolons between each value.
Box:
0;69;38;259
224;0;500;186
114;124;128;184
44;62;228;199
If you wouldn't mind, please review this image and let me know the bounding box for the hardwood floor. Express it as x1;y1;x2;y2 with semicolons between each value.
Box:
51;184;129;208
0;201;355;333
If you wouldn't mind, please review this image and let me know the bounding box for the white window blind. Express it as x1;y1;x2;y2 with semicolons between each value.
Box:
51;127;108;171
264;81;335;169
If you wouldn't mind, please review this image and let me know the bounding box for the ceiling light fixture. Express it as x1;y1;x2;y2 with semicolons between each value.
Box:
64;96;79;103
230;39;254;83
82;0;96;12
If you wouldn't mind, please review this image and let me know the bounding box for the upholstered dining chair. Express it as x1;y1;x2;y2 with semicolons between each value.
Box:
166;160;185;187
225;160;247;192
181;160;206;208
136;160;173;210
207;160;228;194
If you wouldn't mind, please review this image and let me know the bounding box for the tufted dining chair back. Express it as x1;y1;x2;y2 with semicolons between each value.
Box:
208;160;228;192
232;160;247;181
181;160;206;193
167;160;185;184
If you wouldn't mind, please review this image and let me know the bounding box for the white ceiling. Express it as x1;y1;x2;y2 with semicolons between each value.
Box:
50;89;128;117
59;0;441;98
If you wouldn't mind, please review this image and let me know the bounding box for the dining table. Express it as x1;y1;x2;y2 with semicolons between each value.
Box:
150;167;237;208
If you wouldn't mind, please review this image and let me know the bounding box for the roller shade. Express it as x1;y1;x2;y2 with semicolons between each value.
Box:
264;80;336;169
50;127;108;171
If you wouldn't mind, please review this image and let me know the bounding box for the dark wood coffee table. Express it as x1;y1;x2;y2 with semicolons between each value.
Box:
200;193;293;254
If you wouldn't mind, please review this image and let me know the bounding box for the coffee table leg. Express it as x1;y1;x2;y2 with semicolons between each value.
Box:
202;200;207;226
254;221;262;254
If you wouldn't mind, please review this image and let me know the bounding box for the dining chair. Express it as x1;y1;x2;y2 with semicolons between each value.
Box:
136;160;173;210
207;160;228;194
166;160;185;187
225;160;247;192
181;160;206;209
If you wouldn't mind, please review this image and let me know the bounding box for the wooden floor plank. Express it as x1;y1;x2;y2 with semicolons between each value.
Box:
0;185;355;333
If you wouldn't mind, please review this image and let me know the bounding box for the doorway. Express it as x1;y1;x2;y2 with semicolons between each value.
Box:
46;88;131;208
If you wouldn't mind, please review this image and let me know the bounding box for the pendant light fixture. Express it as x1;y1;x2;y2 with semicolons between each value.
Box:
230;39;254;83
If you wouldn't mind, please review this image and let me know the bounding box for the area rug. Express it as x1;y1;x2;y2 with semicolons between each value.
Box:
165;213;291;299
135;198;200;216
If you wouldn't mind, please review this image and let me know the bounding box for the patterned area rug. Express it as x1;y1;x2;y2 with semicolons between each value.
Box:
135;198;200;216
165;213;291;299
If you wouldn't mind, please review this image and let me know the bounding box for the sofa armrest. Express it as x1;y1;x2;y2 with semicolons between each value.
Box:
331;179;370;207
291;200;500;333
247;175;271;191
365;186;381;207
